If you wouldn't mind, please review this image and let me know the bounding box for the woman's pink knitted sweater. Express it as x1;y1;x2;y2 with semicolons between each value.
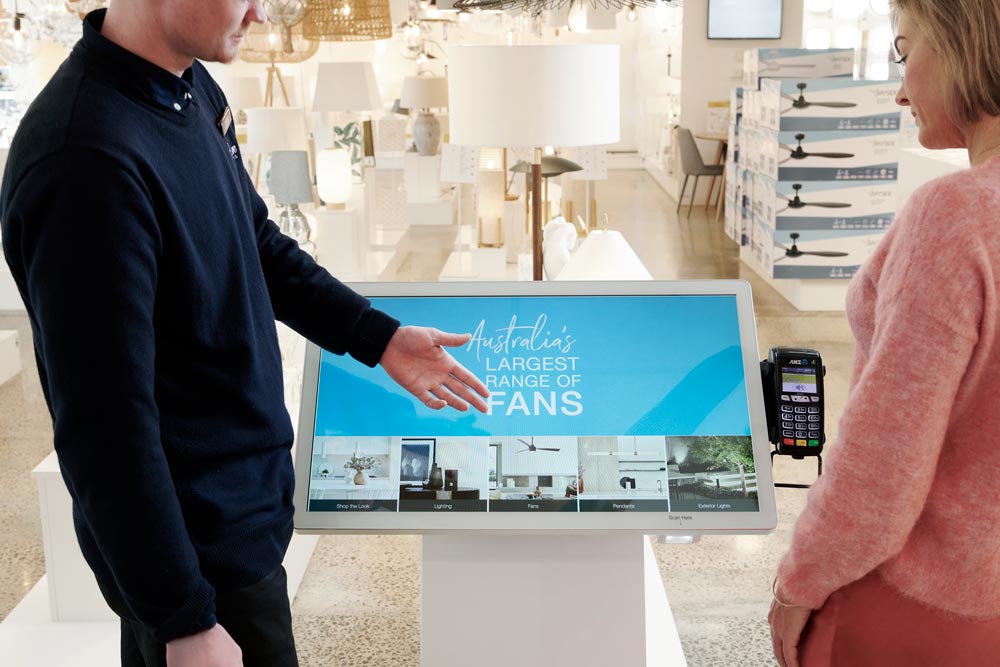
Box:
777;156;1000;618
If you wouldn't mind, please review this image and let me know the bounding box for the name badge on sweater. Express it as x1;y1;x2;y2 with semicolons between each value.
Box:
217;106;233;136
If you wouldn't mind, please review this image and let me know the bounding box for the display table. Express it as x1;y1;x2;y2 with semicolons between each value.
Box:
408;189;456;227
0;329;21;386
694;131;728;217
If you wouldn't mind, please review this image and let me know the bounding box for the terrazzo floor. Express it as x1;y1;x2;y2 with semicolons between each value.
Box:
0;170;855;666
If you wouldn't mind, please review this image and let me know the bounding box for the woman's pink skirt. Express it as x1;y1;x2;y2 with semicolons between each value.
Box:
800;570;1000;666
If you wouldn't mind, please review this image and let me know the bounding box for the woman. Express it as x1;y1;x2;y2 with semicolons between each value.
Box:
769;1;1000;665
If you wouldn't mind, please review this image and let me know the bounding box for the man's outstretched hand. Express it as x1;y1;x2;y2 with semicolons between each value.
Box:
380;326;490;413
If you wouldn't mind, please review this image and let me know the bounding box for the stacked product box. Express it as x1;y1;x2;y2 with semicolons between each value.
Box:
743;48;855;91
723;87;744;243
740;76;901;280
728;48;858;248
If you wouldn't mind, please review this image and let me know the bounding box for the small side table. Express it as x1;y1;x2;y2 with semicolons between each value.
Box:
695;131;729;220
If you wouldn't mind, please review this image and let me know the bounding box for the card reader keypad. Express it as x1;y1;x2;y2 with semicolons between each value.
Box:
780;398;822;448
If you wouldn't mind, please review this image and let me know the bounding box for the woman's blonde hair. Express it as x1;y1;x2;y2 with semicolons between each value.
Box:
893;0;1000;125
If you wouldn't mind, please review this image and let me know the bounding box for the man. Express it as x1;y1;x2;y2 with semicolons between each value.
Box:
0;1;488;665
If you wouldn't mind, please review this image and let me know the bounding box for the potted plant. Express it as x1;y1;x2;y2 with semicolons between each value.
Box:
344;454;378;486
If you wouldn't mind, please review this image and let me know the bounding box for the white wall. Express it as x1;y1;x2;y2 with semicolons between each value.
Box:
676;0;804;202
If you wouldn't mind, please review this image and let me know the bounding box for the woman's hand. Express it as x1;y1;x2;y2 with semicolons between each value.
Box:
768;585;812;667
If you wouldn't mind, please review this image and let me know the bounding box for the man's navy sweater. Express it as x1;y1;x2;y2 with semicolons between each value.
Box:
0;10;398;642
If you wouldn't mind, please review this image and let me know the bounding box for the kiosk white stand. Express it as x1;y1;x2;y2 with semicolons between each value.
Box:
422;534;687;666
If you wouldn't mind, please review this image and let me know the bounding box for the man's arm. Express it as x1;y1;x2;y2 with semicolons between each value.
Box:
243;173;488;411
6;148;216;642
246;176;399;368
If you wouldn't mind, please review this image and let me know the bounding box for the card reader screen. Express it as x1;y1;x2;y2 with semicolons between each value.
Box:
782;366;817;394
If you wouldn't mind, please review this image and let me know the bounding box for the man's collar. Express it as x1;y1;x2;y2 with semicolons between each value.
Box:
77;8;197;115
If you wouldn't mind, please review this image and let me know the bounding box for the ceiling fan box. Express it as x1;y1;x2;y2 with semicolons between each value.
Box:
759;78;902;133
754;128;901;181
753;176;897;232
743;47;855;91
752;216;885;281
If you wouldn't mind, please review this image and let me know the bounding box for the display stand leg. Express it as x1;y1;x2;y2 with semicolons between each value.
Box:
421;534;687;667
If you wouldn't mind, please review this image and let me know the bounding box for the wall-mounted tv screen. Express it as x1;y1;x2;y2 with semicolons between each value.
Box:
708;0;783;40
293;281;777;534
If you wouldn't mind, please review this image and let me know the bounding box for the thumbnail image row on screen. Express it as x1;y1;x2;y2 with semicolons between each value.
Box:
307;434;760;513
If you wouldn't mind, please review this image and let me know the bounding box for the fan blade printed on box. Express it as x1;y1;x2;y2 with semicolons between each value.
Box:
783;83;859;111
774;233;849;262
780;133;855;163
778;183;852;213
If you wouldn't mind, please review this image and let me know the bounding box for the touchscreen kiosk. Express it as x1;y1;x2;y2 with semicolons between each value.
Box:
293;280;776;534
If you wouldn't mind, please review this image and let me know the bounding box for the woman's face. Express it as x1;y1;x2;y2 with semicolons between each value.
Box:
894;13;967;149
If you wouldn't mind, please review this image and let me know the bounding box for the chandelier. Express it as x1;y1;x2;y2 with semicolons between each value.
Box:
452;0;679;11
261;0;307;54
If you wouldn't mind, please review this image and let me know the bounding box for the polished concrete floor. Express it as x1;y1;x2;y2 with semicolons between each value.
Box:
0;170;855;665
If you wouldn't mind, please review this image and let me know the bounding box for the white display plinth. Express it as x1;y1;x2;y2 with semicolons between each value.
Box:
404;154;443;203
30;457;319;622
0;255;25;312
313;207;361;280
421;534;686;667
408;190;455;226
0;329;21;386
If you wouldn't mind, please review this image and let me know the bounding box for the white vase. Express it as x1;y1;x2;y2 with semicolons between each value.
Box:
412;111;441;156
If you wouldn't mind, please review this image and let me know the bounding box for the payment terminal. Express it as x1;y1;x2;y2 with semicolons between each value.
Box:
761;347;825;487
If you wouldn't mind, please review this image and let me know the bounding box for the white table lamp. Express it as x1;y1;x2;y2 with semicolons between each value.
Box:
226;76;264;124
448;44;620;280
245;106;309;154
316;148;353;209
245;107;309;188
312;62;382;113
312;62;382;182
268;150;315;253
401;76;449;156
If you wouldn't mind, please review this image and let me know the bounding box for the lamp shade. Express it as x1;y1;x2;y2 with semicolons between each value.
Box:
312;62;382;112
225;76;264;113
316;149;353;206
302;0;393;41
400;76;449;110
245;107;309;153
555;230;652;281
448;44;620;148
268;150;314;205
